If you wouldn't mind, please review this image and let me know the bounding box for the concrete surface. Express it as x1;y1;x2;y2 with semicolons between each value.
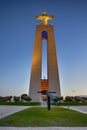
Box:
0;127;87;130
29;24;61;102
0;105;31;119
62;106;87;114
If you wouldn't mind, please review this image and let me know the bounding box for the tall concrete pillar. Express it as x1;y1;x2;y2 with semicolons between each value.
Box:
29;12;61;102
29;26;42;102
47;25;61;96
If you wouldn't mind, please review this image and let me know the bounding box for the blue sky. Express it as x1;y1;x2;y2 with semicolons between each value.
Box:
0;0;87;97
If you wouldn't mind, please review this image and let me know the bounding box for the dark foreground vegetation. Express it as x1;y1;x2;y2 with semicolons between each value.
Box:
52;102;87;106
52;96;87;106
0;94;87;106
0;101;40;106
0;101;87;106
0;94;40;106
0;94;32;102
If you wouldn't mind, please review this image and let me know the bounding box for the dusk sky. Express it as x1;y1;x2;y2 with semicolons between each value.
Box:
0;0;87;97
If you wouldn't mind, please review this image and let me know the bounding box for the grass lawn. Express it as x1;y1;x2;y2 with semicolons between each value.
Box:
0;107;87;126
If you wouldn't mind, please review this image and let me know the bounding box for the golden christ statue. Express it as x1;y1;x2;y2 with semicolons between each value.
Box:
35;11;55;25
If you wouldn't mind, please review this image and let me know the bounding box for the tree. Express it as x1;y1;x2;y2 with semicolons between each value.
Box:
21;94;32;102
0;96;2;102
6;96;12;102
65;96;74;102
24;96;32;102
55;96;63;102
13;96;20;102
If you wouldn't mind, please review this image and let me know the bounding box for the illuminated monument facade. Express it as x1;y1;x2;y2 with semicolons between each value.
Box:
29;11;61;101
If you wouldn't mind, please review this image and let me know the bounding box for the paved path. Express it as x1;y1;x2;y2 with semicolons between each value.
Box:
0;105;31;119
62;106;87;114
0;127;87;130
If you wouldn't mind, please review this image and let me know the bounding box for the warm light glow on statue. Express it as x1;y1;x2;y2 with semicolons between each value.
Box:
35;11;55;25
29;11;61;102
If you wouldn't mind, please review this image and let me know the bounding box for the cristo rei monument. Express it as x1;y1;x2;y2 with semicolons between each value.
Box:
29;11;61;102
